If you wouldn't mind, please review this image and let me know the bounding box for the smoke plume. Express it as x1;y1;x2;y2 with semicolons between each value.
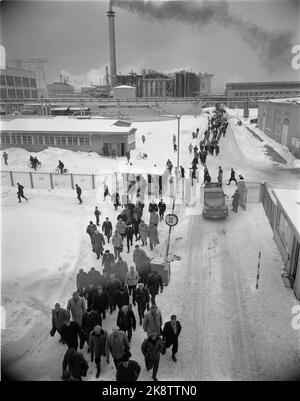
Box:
113;0;294;72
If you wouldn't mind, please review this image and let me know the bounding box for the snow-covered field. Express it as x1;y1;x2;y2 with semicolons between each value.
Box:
1;111;300;380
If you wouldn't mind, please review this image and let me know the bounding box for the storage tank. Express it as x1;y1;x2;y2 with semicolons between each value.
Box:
113;85;136;100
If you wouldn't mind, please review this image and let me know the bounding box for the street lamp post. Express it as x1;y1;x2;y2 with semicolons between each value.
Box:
176;115;181;170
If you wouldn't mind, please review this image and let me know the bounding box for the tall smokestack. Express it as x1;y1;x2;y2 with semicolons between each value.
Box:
107;0;117;88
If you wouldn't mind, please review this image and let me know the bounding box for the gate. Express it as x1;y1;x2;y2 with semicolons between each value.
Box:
244;182;262;203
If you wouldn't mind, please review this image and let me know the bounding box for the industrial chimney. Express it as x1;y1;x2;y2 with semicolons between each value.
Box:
107;0;117;89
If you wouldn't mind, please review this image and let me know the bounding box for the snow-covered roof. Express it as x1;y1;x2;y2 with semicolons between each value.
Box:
272;189;300;237
0;116;135;134
113;85;135;89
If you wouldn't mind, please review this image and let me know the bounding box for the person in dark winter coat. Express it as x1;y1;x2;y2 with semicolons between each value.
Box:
133;283;150;325
112;231;123;260
232;189;240;212
106;328;131;368
76;269;88;296
117;305;136;342
87;267;102;288
107;274;122;314
114;285;130;310
133;245;151;285
89;325;108;378
75;184;82;204
17;183;28;203
132;215;141;241
162;315;182;362
158;199;166;221
148;223;159;251
147;271;163;305
84;284;98;309
94;206;101;226
141;335;163;381
148;200;158;214
62;348;88;381
61;369;79;381
102;249;115;275
215;143;220;156
102;217;113;243
116;359;141;381
112;192;121;211
91;285;109;320
3;151;8;165
228;168;238;185
81;308;102;350
92;230;105;259
86;221;97;245
217;166;223;187
50;303;69;342
125;224;134;253
60;317;84;350
114;257;129;285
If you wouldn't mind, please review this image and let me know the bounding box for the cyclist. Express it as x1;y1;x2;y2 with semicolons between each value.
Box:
58;160;65;174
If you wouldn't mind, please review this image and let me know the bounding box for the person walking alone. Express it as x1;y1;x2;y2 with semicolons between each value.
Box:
112;231;123;259
102;217;113;243
3;151;8;165
162;315;182;362
75;184;82;204
227;168;238;185
94;206;101;226
158;199;166;222
125;266;139;297
92;229;105;259
17;183;28;203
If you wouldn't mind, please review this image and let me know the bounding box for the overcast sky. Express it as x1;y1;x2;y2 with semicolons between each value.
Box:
1;0;299;92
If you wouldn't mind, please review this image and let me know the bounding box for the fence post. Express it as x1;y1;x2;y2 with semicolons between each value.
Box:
70;174;74;190
10;171;14;186
29;172;34;189
92;174;95;190
49;173;54;189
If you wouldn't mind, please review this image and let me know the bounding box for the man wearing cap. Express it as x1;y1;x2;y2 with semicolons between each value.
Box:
76;269;88;297
102;217;113;243
143;304;163;337
102;249;115;275
86;221;97;246
67;291;86;327
81;307;102;351
141;334;163;381
117;305;136;342
50;303;69;343
92;229;105;260
89;325;108;378
147;270;163;305
162;315;182;362
133;283;150;326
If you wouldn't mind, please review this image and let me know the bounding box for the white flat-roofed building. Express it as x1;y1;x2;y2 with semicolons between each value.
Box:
0;116;136;156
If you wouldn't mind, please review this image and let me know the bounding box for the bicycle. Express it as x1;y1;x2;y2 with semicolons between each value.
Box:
52;167;70;175
136;152;148;160
27;161;42;169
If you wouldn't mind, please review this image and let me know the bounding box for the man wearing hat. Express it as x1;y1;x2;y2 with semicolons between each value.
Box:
67;291;86;327
117;304;136;342
50;303;69;342
89;325;108;378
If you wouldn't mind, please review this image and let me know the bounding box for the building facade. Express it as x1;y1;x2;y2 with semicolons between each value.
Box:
257;98;300;158
0;67;38;113
174;71;199;97
199;73;213;95
47;81;74;97
226;81;300;107
0;117;136;156
272;189;300;300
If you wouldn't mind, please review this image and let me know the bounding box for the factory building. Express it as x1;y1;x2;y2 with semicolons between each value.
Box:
113;85;136;100
0;116;136;156
257;98;300;158
174;71;200;98
47;81;74;97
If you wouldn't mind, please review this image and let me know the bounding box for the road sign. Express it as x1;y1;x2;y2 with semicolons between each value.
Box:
165;213;178;227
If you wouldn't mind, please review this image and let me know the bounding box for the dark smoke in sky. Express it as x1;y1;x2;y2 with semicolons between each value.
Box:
113;0;294;72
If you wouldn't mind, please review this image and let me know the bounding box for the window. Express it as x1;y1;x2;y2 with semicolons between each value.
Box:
22;136;27;145
24;89;31;98
2;134;11;144
22;77;30;87
56;137;62;146
8;89;16;98
84;137;90;146
31;90;38;98
79;137;85;146
15;77;22;87
29;78;36;88
61;136;66;145
1;88;7;98
11;134;16;144
16;89;24;99
44;136;50;145
49;136;55;145
38;136;44;145
72;136;78;146
0;74;6;85
33;136;39;145
67;136;73;146
277;211;292;248
250;92;253;96
16;134;22;144
6;76;14;86
291;137;300;149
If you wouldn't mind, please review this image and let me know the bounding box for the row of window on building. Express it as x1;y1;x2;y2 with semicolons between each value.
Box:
0;75;37;88
0;133;91;147
1;88;38;99
233;90;300;97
